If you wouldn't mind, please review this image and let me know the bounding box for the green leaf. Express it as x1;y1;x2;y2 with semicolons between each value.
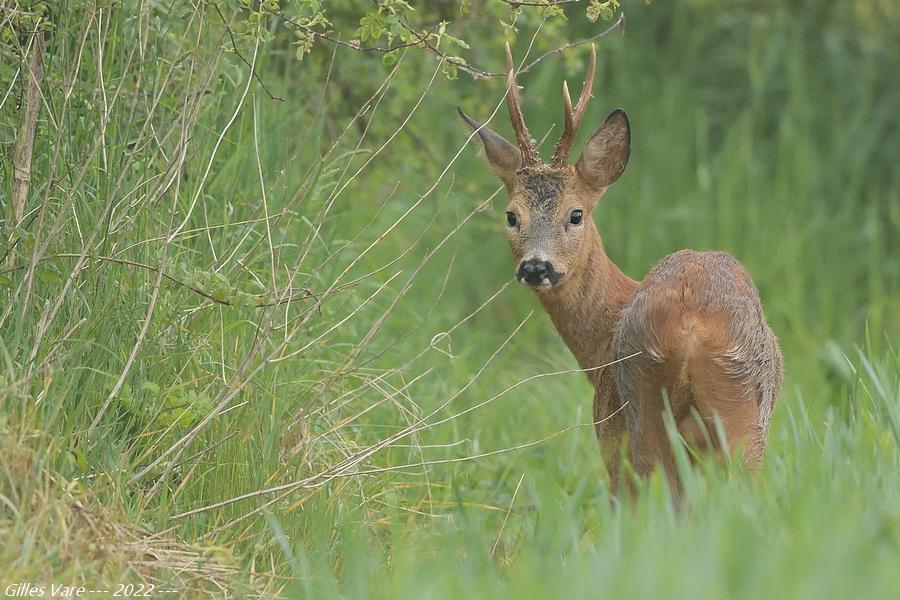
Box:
382;52;398;68
586;0;619;23
443;62;459;80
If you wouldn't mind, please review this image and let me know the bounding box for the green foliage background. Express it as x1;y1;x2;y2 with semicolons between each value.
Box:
1;0;898;596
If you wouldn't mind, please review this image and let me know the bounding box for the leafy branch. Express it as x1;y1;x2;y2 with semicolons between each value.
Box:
226;0;623;79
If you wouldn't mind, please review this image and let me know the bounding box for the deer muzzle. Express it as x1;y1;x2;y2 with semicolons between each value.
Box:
517;259;563;288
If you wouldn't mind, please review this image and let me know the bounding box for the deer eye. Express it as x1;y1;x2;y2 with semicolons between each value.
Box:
569;210;584;225
506;211;518;227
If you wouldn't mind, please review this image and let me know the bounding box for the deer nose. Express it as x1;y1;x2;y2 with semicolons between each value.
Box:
518;259;551;285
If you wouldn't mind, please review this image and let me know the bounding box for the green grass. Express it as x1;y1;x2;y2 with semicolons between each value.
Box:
1;1;898;597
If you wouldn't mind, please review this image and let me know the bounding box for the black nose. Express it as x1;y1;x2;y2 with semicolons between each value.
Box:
517;259;553;285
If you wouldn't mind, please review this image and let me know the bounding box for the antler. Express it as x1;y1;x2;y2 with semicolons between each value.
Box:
504;42;540;167
551;44;597;166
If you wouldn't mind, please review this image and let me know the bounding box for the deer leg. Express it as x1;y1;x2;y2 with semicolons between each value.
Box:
626;376;693;492
593;373;630;496
681;361;763;470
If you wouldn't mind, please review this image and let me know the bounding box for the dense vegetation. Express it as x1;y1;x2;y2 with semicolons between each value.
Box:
1;1;898;597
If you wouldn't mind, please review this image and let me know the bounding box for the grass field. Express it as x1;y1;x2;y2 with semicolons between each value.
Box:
1;1;898;597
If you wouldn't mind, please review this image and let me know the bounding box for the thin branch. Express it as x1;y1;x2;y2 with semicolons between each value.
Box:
267;7;425;54
214;4;282;101
491;472;526;559
519;11;624;74
398;19;496;79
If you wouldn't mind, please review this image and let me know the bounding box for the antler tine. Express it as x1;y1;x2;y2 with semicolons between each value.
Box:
504;42;540;166
551;44;597;166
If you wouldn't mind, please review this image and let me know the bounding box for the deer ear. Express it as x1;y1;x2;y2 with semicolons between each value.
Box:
576;109;631;190
458;107;521;189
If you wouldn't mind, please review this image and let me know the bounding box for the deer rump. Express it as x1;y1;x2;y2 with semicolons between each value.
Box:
611;249;783;478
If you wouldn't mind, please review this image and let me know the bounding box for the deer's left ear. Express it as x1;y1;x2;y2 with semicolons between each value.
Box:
458;107;522;190
576;109;631;190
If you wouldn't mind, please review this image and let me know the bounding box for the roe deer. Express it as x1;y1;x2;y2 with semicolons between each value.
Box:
458;44;783;493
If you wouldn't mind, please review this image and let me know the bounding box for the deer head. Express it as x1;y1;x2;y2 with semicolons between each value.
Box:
459;43;631;291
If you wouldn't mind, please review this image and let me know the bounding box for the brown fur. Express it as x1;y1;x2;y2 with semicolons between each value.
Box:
458;54;782;494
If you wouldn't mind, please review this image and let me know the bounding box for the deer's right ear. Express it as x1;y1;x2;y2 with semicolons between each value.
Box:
457;107;521;189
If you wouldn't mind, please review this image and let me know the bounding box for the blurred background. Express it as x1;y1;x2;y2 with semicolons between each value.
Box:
1;0;898;596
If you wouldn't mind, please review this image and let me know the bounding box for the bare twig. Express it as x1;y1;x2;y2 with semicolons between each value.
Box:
491;473;526;559
214;4;282;101
8;32;44;249
397;20;496;79
519;12;624;74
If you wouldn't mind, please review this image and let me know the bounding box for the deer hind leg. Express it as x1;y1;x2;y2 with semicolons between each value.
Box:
624;364;763;495
677;354;764;471
620;356;695;491
653;308;767;471
593;372;630;497
620;324;766;487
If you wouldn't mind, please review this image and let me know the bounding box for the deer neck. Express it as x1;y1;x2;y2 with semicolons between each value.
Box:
536;226;638;386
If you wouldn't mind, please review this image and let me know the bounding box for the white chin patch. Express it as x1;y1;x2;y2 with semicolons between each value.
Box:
516;271;554;289
517;278;553;290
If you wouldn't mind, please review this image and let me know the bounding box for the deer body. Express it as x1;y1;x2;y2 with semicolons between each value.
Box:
459;45;782;492
539;232;782;490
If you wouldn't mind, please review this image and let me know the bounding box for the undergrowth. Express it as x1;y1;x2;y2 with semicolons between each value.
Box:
1;1;898;597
